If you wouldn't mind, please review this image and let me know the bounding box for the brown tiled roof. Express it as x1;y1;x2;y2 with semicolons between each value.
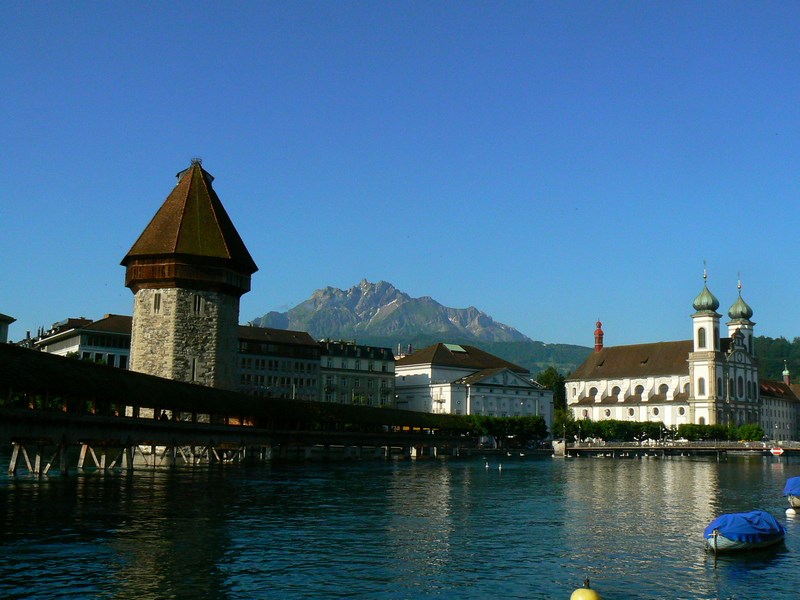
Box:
568;340;694;380
319;340;395;360
237;326;318;347
122;162;257;274
396;343;528;373
87;314;133;334
760;379;800;402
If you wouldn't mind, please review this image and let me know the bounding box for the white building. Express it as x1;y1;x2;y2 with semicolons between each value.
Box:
567;275;799;437
395;343;553;429
35;315;132;368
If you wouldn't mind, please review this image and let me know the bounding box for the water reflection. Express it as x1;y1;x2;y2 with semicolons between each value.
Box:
1;454;800;599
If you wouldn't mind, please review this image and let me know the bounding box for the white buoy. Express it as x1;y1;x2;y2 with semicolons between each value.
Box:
498;463;502;471
786;508;796;517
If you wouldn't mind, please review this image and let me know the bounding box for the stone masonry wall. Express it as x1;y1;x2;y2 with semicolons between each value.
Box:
130;287;240;390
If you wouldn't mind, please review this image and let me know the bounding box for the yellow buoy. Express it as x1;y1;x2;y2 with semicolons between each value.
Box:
570;578;602;600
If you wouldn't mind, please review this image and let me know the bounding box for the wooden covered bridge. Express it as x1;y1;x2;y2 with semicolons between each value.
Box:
0;344;476;476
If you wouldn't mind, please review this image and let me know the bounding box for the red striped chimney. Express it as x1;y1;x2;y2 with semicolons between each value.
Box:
594;320;604;352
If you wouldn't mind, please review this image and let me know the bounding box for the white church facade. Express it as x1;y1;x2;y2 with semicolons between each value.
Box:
567;275;771;430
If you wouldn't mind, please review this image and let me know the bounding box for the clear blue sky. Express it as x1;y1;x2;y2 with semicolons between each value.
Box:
2;2;799;347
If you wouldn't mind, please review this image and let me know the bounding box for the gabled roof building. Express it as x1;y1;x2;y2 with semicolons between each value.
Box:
567;274;799;439
395;343;553;430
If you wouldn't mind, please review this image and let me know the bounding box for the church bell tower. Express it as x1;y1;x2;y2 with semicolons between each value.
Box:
687;269;723;424
121;159;258;390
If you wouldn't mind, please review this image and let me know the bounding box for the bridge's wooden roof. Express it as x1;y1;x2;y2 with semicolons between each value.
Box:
0;343;465;430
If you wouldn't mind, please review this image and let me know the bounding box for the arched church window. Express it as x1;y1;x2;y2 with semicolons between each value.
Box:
698;327;706;349
628;408;635;417
699;416;706;425
582;409;589;418
737;376;744;398
604;409;611;417
683;383;690;395
714;328;719;349
589;387;598;398
652;407;660;416
611;386;621;398
635;385;644;396
679;407;686;416
659;383;669;397
717;378;723;395
698;378;706;396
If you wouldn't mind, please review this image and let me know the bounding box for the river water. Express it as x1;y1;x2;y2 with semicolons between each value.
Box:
1;452;798;599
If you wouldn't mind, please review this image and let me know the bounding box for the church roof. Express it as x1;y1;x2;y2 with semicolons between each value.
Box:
760;379;800;402
396;343;528;373
122;161;257;274
569;340;694;380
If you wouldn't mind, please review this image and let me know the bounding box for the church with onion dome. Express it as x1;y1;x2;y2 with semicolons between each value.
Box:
566;272;798;438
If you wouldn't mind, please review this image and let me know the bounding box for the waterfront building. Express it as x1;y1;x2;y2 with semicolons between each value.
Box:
759;367;800;441
567;275;799;438
121;160;258;390
319;340;395;407
0;313;16;343
238;326;321;400
395;343;553;427
34;315;132;368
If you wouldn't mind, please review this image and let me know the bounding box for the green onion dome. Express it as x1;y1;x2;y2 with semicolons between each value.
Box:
728;291;753;320
693;283;720;312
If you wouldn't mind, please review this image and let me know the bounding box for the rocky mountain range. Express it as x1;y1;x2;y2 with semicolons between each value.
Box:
250;280;531;343
249;280;591;374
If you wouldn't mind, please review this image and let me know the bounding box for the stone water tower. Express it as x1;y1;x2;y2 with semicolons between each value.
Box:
121;159;258;390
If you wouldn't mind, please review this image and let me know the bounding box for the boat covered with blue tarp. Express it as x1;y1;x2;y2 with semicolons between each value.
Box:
783;476;800;509
704;510;786;553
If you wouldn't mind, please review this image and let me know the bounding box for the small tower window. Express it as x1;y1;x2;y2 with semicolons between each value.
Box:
193;294;204;315
738;376;744;398
698;377;706;396
153;292;161;315
698;327;706;349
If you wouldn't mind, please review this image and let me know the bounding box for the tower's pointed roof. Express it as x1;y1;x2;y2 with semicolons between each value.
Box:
728;279;754;321
692;269;720;313
122;160;257;274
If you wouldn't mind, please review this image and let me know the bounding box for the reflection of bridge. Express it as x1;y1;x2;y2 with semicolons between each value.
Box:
0;344;475;476
564;440;799;459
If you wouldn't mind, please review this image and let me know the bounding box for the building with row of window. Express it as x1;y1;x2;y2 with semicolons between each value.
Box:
566;275;800;440
395;343;554;431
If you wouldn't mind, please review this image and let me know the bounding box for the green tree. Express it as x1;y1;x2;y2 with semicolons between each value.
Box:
536;366;567;410
737;423;765;441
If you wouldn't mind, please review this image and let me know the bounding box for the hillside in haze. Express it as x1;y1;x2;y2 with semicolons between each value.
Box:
250;280;591;374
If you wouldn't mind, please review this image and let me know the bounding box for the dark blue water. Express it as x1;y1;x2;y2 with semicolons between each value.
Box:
1;453;798;599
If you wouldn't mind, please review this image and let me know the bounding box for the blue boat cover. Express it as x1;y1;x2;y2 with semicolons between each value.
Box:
704;510;786;543
783;476;800;496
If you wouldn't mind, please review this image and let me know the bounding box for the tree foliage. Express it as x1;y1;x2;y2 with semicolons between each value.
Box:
464;415;548;447
535;366;567;410
564;419;765;443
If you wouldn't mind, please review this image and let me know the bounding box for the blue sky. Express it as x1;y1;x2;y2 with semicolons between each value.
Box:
2;2;799;347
